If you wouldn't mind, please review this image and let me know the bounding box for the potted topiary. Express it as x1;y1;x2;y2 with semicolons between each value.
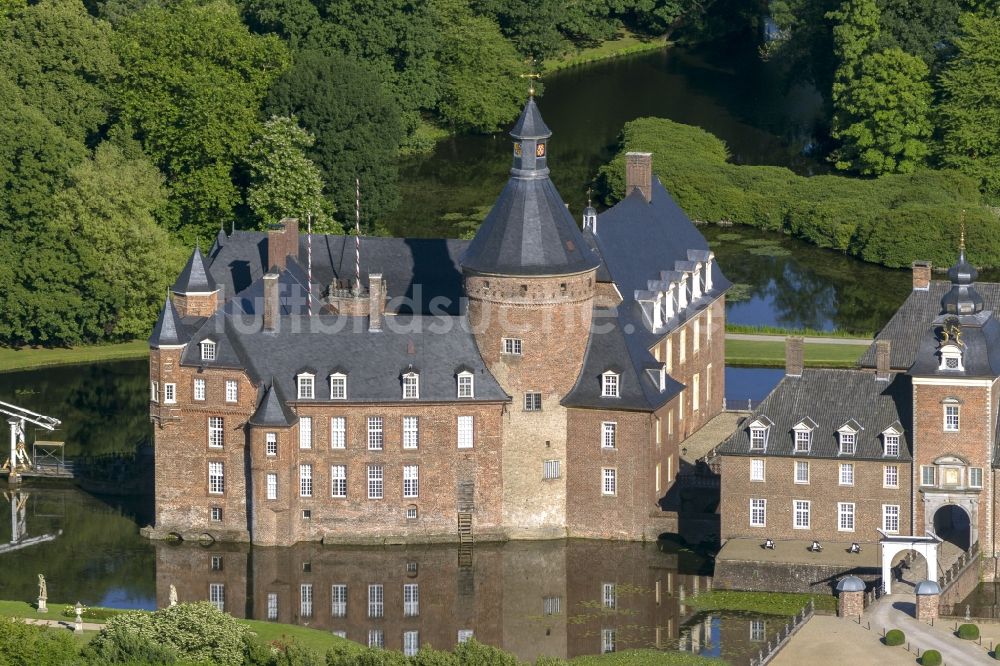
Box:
884;629;905;646
920;649;942;666
957;623;980;640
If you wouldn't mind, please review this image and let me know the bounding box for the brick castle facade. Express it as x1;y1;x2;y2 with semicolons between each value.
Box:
147;99;729;547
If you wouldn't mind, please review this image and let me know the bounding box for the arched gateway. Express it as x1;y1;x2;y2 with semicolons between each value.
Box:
933;504;971;551
879;531;941;595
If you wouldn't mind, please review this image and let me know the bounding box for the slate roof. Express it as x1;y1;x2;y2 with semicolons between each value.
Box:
249;382;297;427
149;295;190;347
510;97;551;139
173;245;217;294
718;369;913;461
909;310;1000;378
861;281;1000;369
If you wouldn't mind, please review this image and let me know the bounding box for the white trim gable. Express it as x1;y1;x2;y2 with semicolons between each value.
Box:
456;370;475;399
938;343;964;371
601;371;620;398
329;372;348;400
296;372;315;400
748;416;772;452
792;418;816;453
199;338;217;361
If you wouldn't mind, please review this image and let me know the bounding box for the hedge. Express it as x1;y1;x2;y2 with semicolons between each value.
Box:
884;629;905;646
958;623;980;640
596;118;1000;268
920;649;942;666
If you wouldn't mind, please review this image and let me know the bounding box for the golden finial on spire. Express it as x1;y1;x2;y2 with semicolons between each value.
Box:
587;187;592;208
960;209;966;251
520;72;541;97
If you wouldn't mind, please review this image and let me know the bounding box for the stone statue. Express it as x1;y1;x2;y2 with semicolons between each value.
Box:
169;584;178;607
37;574;47;613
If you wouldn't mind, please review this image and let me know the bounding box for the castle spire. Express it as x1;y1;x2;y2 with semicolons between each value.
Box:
942;218;982;316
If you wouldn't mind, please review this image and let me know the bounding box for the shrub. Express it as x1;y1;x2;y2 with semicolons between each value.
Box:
921;649;942;666
958;623;980;640
884;629;905;646
0;617;81;665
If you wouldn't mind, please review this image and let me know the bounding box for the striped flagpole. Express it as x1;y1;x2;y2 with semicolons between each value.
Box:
355;178;361;291
307;212;313;316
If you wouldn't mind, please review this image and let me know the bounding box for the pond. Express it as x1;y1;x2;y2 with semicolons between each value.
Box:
0;485;786;665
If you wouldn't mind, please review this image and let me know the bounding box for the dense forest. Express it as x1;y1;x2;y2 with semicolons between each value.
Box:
3;0;1000;347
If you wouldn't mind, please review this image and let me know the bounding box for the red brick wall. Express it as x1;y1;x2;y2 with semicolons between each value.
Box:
172;292;220;318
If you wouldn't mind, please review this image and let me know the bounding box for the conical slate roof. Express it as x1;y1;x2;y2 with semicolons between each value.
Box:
149;295;188;347
172;244;217;294
249;381;297;427
461;99;599;277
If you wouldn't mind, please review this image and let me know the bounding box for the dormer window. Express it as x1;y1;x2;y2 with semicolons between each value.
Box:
297;373;315;400
793;418;816;453
403;372;419;400
882;427;901;457
602;372;620;398
748;417;772;451
839;432;855;455
329;373;347;400
939;343;964;371
200;340;216;361
457;371;474;399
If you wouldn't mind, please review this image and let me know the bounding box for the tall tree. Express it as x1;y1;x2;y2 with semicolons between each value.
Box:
0;0;119;144
265;50;403;227
471;0;566;61
246;116;336;233
433;0;524;133
830;47;932;174
938;12;1000;199
113;0;289;242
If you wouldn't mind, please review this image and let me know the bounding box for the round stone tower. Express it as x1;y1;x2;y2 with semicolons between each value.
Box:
461;97;600;537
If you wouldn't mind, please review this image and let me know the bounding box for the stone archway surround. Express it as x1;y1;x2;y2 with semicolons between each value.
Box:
921;492;978;548
879;531;941;595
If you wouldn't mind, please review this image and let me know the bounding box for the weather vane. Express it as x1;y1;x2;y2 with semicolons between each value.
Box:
960;209;966;251
520;72;542;97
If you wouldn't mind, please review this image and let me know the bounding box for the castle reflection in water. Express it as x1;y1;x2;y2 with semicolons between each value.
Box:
154;539;769;663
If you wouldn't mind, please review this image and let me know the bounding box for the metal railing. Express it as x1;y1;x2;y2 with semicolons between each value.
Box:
940;541;980;593
749;599;814;666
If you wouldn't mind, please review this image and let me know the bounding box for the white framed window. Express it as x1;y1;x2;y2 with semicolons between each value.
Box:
543;459;560;480
883;504;900;533
543;597;561;615
367;465;383;499
602;372;620;398
300;584;313;617
403;583;419;617
266;472;277;500
402;373;419;400
331;465;347;498
884;465;899;488
265;432;277;456
299;464;312;497
794;461;809;484
458;630;474;644
524;392;542;411
749;428;766;451
406;505;418;520
330;416;346;449
602;583;616;609
750;498;766;527
208;416;225;449
330;373;347;400
750;620;765;642
331;584;347;617
971;467;983;488
602;468;617;496
602;421;617;449
502;338;522;355
457;415;473;448
225;380;238;403
666;337;672;373
210;506;222;521
193;378;206;401
299;416;312;449
884;433;900;456
368;630;384;649
403;631;419;657
793;500;810;529
838;502;855;532
921;465;936;486
208;462;224;495
679;388;685;420
794;430;811;453
266;593;278;620
750;459;765;482
296;374;314;400
601;628;616;654
839;431;856;455
151;381;159;402
209;583;224;612
210;555;223;571
163;383;176;404
944;404;960;432
200;340;216;361
367;416;383;450
680;329;687;363
839;463;854;486
403;416;419;449
368;584;384;618
403;465;419;498
457;372;474;398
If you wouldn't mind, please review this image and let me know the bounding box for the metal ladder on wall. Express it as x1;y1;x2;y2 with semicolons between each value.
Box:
457;512;473;545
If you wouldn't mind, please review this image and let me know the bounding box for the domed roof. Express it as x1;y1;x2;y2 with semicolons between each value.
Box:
942;233;983;315
583;204;597;217
915;580;942;595
835;576;865;593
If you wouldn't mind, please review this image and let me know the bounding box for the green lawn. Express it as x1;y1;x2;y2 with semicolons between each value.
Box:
0;340;148;373
243;618;364;655
685;590;836;616
726;339;863;368
725;324;874;339
544;30;667;73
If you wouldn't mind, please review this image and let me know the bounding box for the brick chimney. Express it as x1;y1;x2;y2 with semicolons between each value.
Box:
875;339;891;382
785;336;804;378
263;273;279;331
912;260;931;291
267;217;300;271
625;152;652;203
368;273;384;332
